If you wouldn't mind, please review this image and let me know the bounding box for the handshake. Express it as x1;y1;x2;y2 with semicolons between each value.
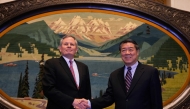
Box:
72;98;90;109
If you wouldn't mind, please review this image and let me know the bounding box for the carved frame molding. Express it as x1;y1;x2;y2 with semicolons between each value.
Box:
0;0;190;107
1;0;190;49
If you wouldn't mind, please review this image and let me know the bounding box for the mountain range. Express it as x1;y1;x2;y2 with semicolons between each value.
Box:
48;16;138;45
0;19;172;58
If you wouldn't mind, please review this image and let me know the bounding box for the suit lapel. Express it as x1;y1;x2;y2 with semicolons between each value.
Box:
75;60;83;89
127;62;144;96
59;57;77;89
117;66;128;96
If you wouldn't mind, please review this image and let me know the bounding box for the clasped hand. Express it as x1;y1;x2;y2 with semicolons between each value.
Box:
72;98;90;109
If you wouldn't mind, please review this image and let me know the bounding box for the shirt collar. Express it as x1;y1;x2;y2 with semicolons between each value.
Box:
125;61;138;70
62;56;74;64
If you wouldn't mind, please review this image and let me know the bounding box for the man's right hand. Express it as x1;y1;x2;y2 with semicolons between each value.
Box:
72;98;90;109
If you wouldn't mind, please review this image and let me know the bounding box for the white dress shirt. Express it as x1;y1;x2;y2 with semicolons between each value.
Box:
124;61;138;78
63;56;80;87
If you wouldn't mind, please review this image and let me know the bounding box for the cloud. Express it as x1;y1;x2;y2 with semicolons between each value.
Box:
109;18;115;21
116;18;123;21
87;16;93;20
108;18;123;21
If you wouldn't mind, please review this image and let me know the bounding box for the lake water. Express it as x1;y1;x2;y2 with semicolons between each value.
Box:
0;59;178;98
0;60;124;98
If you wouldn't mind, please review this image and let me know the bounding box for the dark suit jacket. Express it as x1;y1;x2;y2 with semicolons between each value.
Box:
90;62;162;109
42;57;91;109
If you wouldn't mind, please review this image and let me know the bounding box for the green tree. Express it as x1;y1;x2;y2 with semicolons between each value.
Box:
99;90;104;97
32;54;45;98
32;77;38;98
17;72;22;97
20;61;30;97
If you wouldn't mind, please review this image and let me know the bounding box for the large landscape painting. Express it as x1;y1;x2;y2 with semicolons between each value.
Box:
0;11;189;108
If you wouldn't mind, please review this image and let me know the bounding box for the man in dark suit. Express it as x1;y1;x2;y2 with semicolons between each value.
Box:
83;38;163;109
42;34;91;109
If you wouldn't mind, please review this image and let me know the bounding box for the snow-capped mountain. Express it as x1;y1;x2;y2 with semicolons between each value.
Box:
115;22;138;36
87;18;112;35
48;16;138;45
49;18;67;31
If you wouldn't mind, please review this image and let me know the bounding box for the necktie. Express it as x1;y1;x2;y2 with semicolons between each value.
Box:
69;60;78;88
125;67;132;92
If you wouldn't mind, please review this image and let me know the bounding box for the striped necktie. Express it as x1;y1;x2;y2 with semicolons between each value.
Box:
125;67;132;92
69;60;79;89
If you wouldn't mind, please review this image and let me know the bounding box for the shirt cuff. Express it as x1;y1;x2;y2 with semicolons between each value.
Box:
87;100;91;109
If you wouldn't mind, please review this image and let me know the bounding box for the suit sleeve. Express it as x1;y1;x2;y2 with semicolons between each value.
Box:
150;68;163;109
79;64;91;99
42;59;74;109
85;66;92;99
90;76;114;109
